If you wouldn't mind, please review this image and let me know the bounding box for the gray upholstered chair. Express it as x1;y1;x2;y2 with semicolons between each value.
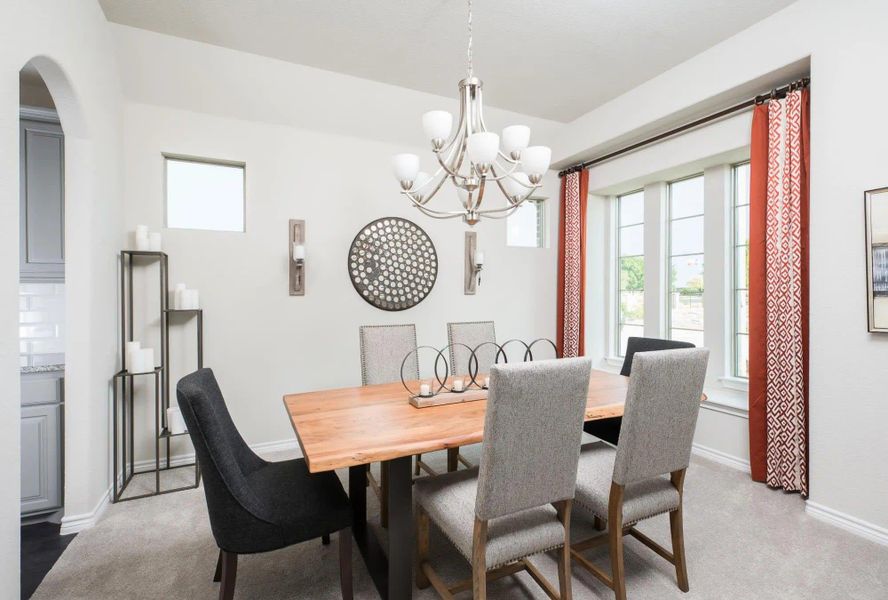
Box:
585;336;695;446
359;324;432;527
571;348;709;600
446;320;497;471
415;357;592;600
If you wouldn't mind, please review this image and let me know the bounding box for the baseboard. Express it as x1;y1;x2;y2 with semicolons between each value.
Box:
59;487;111;535
691;442;751;473
129;437;301;473
805;501;888;547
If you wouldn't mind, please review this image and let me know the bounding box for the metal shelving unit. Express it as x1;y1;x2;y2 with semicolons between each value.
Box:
112;250;203;503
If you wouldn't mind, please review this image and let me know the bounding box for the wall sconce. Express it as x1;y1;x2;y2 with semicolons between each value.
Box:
464;231;484;294
289;219;305;296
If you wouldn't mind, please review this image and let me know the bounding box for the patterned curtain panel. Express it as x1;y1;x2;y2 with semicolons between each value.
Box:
748;89;810;495
557;169;588;358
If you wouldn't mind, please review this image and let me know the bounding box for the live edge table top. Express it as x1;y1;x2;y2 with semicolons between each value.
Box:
284;368;630;473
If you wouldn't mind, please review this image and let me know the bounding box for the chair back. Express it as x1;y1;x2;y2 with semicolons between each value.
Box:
612;348;709;486
475;357;591;520
359;324;418;385
620;336;695;376
176;369;273;540
447;320;496;377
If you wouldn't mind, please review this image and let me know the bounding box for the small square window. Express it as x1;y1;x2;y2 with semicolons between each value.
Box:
165;155;245;232
507;199;546;248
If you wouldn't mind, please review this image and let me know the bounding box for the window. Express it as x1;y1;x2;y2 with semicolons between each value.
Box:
506;198;545;247
616;190;644;355
667;175;704;347
165;155;245;232
732;163;751;377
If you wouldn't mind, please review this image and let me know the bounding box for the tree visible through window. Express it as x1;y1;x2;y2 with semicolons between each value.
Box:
616;190;644;355
667;176;704;347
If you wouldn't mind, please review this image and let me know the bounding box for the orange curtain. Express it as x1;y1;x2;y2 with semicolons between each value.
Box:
748;89;810;494
557;169;588;357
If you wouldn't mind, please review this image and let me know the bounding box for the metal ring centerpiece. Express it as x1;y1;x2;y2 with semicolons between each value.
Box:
401;337;557;400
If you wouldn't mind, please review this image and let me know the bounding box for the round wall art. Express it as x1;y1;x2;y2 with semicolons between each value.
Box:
348;217;438;311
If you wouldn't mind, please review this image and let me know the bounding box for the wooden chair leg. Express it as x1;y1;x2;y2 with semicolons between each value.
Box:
213;549;223;582
608;483;626;600
218;551;237;600
472;519;488;600
555;500;573;600
322;533;330;545
670;470;689;592
380;461;389;528
416;507;431;589
339;527;353;600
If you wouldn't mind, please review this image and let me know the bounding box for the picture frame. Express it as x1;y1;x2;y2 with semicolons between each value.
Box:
864;186;888;332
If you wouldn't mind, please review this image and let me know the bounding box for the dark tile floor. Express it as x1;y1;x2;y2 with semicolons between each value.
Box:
20;522;76;600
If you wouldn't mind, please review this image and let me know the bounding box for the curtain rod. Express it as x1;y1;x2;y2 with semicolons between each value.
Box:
558;77;810;177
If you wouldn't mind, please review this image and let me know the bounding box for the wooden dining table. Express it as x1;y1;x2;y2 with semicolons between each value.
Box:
283;368;631;600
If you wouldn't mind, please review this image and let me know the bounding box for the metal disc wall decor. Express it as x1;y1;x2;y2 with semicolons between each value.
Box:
348;217;438;311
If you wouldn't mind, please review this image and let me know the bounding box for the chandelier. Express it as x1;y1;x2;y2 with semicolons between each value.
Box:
391;0;551;226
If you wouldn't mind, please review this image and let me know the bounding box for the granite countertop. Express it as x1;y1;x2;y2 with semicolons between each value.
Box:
21;364;65;374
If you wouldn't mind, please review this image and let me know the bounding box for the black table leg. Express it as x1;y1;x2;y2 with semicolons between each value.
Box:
348;458;413;600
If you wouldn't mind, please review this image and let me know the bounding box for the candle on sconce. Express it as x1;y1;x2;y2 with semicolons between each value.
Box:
452;378;465;392
419;383;431;397
293;243;306;261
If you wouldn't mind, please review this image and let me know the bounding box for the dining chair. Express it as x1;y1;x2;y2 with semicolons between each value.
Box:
584;337;695;446
415;357;592;600
359;324;434;528
176;368;352;600
445;320;497;471
570;348;709;600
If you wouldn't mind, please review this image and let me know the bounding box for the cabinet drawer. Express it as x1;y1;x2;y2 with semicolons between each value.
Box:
21;372;63;406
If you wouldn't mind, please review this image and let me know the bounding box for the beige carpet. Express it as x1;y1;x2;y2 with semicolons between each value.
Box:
32;445;888;599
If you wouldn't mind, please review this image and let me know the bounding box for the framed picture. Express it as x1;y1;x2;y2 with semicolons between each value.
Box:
865;187;888;332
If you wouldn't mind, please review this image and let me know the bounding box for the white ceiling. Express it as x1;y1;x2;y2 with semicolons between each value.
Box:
98;0;796;122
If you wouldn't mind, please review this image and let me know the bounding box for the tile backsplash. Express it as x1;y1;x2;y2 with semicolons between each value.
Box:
20;283;65;368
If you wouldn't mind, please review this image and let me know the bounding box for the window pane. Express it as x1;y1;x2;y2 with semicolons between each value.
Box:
670;292;704;330
736;290;749;334
736;333;749;378
619;291;644;325
735;163;750;206
670;176;704;219
507;200;544;247
166;158;245;232
735;246;749;289
619;191;644;225
618;324;645;357
670;328;704;347
619;224;644;257
619;256;644;291
671;255;704;291
670;216;704;255
734;205;749;245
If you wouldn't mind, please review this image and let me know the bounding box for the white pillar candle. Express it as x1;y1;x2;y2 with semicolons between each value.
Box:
452;378;464;392
185;289;199;309
135;234;150;251
125;341;141;369
136;225;149;238
167;407;187;434
483;376;490;389
148;232;162;251
419;383;431;397
174;283;186;309
132;348;155;374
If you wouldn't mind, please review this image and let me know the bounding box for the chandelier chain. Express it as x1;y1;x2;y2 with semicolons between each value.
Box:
467;0;473;77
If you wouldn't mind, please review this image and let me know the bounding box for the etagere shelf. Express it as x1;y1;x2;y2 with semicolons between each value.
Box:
112;250;203;503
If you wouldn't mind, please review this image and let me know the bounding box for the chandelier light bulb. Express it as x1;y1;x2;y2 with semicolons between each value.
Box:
521;146;552;179
422;111;453;146
466;132;500;168
392;153;420;185
502;125;531;158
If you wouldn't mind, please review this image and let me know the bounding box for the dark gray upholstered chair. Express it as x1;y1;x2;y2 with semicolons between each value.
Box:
571;348;709;600
584;336;695;445
176;369;352;600
415;357;592;600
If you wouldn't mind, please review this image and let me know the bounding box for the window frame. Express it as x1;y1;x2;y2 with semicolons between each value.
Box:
614;189;645;357
665;173;705;345
506;196;547;248
730;161;751;379
163;153;247;233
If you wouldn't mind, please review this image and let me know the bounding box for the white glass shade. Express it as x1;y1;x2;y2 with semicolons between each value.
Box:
502;172;533;198
411;171;432;194
422;110;453;142
392;153;420;182
292;243;305;260
502;125;531;155
474;249;485;265
456;186;470;205
521;146;552;177
466;132;500;165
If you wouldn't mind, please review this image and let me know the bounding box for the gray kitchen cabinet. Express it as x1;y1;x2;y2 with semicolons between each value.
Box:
21;402;62;515
20;114;65;281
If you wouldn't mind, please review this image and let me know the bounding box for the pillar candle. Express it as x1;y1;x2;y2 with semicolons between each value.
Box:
174;283;186;309
483;376;490;389
419;383;431;397
125;341;140;370
452;378;464;392
148;232;162;251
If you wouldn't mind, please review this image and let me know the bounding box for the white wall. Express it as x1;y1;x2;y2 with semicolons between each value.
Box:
0;0;123;596
114;27;562;458
561;0;888;536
